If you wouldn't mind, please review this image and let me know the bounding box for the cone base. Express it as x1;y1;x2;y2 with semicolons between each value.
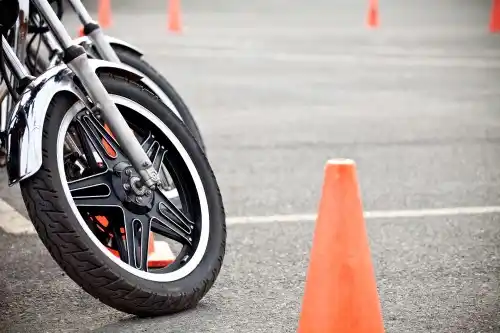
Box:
107;240;175;269
148;240;176;268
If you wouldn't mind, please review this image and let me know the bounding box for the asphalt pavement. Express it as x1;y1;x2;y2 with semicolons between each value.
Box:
1;0;500;332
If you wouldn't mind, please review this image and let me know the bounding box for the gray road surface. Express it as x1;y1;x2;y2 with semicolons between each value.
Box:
1;0;500;332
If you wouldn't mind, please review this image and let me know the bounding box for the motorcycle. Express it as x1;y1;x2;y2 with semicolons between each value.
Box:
4;0;206;152
0;0;226;317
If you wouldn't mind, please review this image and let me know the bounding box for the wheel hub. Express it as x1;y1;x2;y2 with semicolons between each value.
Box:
112;162;154;214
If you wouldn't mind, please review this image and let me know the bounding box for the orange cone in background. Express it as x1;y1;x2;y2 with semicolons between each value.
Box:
98;0;112;28
148;238;176;268
490;0;500;32
168;0;182;33
297;159;385;333
78;25;85;37
367;0;379;28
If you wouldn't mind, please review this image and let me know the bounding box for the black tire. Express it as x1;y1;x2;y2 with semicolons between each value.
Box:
112;46;206;153
19;73;226;317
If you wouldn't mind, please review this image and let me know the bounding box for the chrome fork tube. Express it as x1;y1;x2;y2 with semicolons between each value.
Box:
87;28;121;63
66;0;121;63
1;36;31;80
30;0;161;188
66;0;94;24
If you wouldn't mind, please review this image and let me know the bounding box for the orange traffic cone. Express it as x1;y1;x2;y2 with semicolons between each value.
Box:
367;0;379;28
78;25;85;37
297;159;385;333
168;0;182;33
490;0;500;33
148;237;176;268
98;0;112;28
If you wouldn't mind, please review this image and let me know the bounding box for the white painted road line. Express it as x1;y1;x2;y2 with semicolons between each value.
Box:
0;199;35;235
1;197;500;235
226;206;500;225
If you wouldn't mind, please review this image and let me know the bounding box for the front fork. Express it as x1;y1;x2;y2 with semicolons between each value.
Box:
66;0;121;63
30;0;161;188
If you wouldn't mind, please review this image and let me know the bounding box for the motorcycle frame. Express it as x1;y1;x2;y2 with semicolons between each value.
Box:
0;0;162;188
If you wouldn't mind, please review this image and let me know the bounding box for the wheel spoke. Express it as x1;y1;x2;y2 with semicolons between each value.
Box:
123;212;151;271
158;188;194;229
151;215;192;247
141;132;155;152
76;111;124;167
141;132;168;173
68;171;118;207
149;190;194;246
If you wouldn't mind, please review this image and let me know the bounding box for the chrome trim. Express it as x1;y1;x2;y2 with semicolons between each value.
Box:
73;35;144;57
6;64;90;185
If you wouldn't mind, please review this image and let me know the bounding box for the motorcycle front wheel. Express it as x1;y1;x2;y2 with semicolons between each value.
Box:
19;72;226;316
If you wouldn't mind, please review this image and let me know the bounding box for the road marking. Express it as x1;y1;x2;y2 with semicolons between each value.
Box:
1;197;500;235
226;206;500;225
0;199;35;235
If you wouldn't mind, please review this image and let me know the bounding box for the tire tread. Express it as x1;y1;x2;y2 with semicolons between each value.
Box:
19;73;225;317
